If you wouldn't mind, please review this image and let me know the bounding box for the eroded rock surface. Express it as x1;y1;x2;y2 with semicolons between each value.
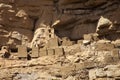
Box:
0;0;120;80
0;0;120;46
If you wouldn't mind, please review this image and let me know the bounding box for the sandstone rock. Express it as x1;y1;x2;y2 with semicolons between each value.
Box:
66;55;78;63
97;40;111;44
0;3;12;8
73;57;80;63
104;65;120;77
83;40;91;45
60;64;76;78
97;16;112;29
16;9;27;18
95;43;114;51
114;70;120;77
104;65;120;71
83;34;93;41
77;40;83;44
11;31;22;40
95;78;115;80
96;69;107;78
16;0;53;7
113;39;120;48
0;1;120;80
104;54;114;64
89;69;96;80
84;61;96;69
96;16;113;34
65;76;75;80
95;51;110;62
74;63;85;70
0;0;120;46
106;71;114;77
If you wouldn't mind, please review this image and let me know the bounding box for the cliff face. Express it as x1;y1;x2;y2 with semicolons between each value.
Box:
0;0;120;47
56;0;120;40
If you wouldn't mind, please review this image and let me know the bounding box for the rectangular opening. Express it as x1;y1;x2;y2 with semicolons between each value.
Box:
49;34;51;38
48;29;51;33
10;48;18;53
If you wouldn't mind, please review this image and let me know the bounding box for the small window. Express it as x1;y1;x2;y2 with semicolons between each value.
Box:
10;48;18;53
48;29;51;33
49;34;51;38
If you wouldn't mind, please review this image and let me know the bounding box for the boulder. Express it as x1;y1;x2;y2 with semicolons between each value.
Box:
95;43;114;51
89;69;96;80
83;34;93;41
96;16;114;35
96;69;107;78
83;40;91;45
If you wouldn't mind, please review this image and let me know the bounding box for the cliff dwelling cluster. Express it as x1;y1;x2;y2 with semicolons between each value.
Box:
0;0;120;80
